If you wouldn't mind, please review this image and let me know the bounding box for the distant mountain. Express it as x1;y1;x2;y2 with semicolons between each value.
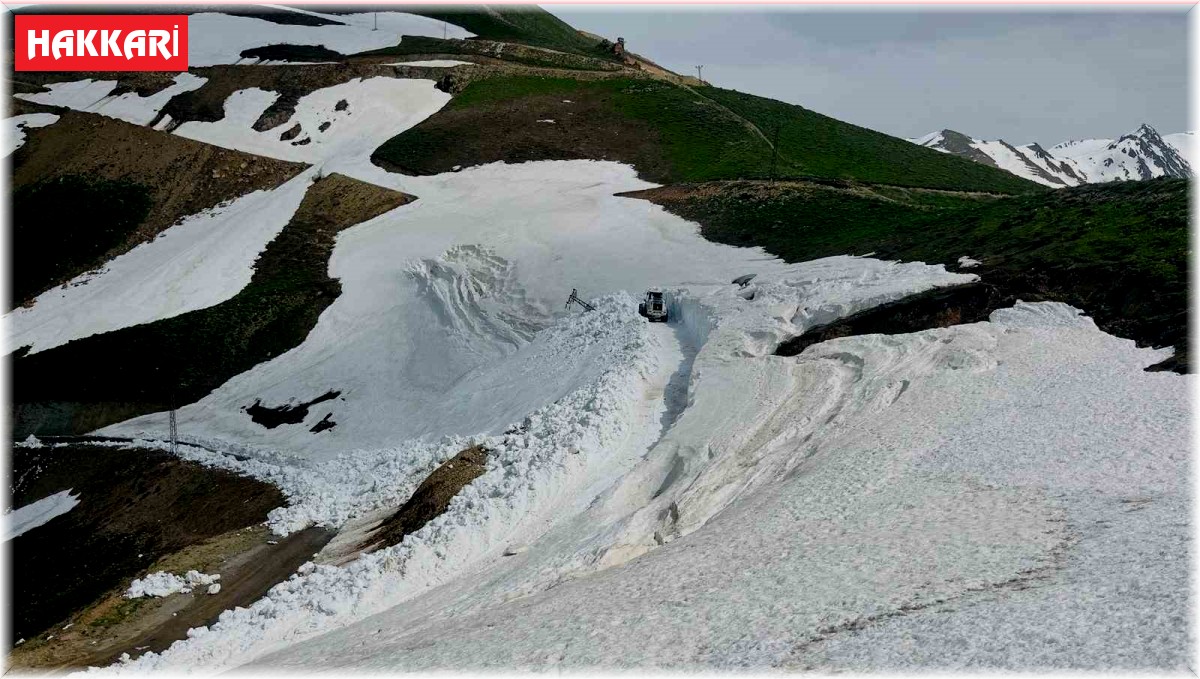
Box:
910;124;1192;187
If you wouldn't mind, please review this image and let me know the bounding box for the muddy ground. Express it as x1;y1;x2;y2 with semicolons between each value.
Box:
8;445;282;644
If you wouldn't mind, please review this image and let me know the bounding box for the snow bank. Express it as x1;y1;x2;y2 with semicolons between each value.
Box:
126;571;220;599
4;489;79;541
15;74;207;126
188;12;472;67
5;169;316;355
4;113;59;157
172;78;451;183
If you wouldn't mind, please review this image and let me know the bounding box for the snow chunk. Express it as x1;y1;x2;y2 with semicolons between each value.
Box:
126;570;220;599
4;489;79;541
957;255;981;268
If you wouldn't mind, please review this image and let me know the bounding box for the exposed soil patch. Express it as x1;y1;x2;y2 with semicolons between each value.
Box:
310;413;337;433
776;282;1014;356
629;178;1188;373
360;445;489;552
9;110;306;306
245;390;340;429
241;43;347;64
12;174;413;437
7;444;285;645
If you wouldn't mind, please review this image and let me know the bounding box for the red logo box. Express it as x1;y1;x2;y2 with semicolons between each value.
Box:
14;14;188;72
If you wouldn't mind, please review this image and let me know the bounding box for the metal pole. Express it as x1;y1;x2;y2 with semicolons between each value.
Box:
696;65;704;83
769;123;781;184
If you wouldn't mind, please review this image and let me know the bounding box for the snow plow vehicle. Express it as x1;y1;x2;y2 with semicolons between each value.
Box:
638;290;668;323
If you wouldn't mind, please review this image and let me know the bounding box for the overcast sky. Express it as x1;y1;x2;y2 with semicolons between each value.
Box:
550;6;1189;144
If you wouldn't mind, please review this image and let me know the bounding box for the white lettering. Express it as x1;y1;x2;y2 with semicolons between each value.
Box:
51;30;72;60
76;30;98;57
123;30;145;60
27;29;49;60
148;29;170;58
101;29;121;57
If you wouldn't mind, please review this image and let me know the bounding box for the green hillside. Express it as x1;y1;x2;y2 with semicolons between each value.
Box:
373;76;1042;194
412;5;608;58
629;177;1188;370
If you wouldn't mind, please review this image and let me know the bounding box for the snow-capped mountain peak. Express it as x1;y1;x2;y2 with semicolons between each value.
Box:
911;123;1192;187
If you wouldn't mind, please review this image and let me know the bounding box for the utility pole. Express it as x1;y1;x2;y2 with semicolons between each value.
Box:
695;65;704;84
769;123;782;185
373;12;378;31
168;408;178;455
443;21;448;39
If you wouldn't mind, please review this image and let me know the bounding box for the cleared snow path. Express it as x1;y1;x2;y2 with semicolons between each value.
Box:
5;489;79;541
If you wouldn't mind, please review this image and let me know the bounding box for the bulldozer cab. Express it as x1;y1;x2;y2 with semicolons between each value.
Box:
638;290;668;323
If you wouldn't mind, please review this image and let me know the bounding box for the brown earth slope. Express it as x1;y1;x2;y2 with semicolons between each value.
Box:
11;173;414;437
10;109;307;305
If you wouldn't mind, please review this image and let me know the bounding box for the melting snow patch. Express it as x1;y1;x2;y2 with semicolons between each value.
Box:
15;74;207;126
957;255;981;268
4;113;59;157
6;169;317;355
5;489;80;541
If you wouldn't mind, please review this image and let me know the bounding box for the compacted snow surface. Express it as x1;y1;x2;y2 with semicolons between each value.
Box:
22;72;1185;673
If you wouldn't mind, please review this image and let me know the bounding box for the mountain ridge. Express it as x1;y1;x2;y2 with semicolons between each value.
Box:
911;123;1192;187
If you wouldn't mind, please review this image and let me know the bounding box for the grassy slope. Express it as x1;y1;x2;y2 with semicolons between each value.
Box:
630;178;1188;368
411;5;607;58
374;76;1043;193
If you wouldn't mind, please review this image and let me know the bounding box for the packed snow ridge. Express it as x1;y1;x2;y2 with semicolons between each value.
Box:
12;72;1184;671
911;123;1193;186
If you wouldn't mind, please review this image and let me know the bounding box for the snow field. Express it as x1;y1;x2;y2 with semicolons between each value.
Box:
27;73;1184;671
15;74;207;126
5;169;318;355
187;12;472;67
172;78;451;182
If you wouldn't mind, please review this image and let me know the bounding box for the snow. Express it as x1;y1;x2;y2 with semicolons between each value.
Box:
388;60;474;67
172;78;450;182
4;113;59;157
957;255;981;268
1164;131;1195;166
126;571;220;599
69;77;1189;673
14;74;206;126
5;170;316;355
4;489;79;541
187;12;472;67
